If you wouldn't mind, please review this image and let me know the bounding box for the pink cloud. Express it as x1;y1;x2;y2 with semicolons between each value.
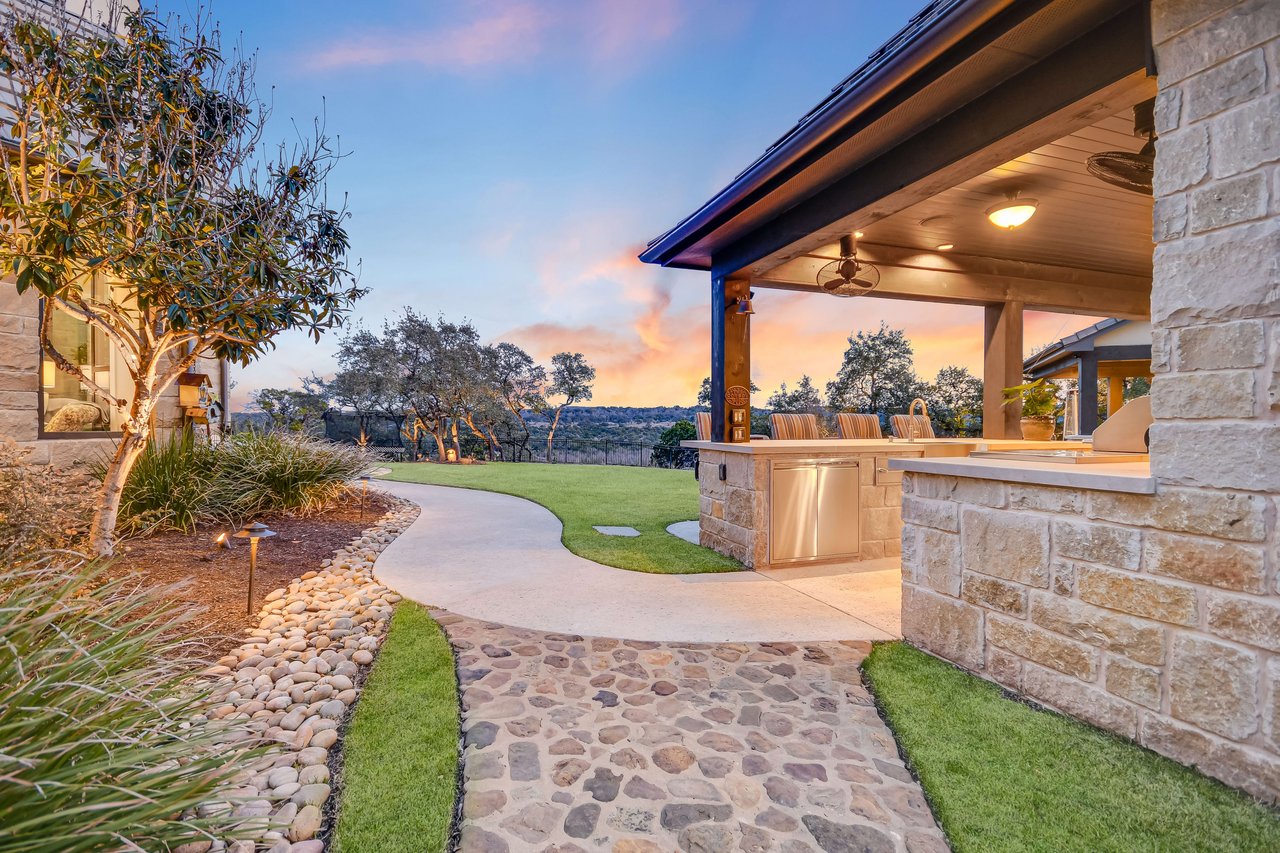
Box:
306;3;546;72
304;0;686;75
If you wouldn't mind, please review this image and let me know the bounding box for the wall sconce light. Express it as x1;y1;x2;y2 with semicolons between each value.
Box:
985;195;1039;229
42;361;56;388
233;521;277;615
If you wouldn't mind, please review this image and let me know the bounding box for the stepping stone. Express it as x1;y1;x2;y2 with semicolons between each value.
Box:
666;520;700;543
593;525;641;537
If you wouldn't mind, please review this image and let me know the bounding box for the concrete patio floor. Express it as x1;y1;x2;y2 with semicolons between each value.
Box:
373;480;902;642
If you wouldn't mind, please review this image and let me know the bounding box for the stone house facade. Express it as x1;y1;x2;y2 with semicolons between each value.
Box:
901;0;1280;803
0;0;227;468
0;284;228;467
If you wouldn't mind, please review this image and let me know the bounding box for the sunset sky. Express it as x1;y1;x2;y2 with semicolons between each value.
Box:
188;0;1102;409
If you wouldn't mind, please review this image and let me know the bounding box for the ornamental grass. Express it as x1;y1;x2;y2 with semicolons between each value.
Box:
0;558;260;852
106;430;375;535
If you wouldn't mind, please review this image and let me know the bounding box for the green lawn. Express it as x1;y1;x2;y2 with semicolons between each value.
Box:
332;603;458;853
862;642;1280;853
380;461;740;574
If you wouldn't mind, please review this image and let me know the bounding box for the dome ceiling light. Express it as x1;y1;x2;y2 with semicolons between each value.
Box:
986;195;1039;229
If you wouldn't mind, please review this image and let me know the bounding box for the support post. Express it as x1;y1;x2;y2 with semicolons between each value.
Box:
1107;376;1125;417
983;301;1024;438
709;275;752;443
710;276;726;442
1077;354;1099;435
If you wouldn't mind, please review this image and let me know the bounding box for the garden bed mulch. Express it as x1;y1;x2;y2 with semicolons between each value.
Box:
107;492;393;659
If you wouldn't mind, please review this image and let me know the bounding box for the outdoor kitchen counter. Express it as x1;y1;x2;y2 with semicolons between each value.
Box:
679;437;1097;569
681;438;1088;456
887;454;1155;494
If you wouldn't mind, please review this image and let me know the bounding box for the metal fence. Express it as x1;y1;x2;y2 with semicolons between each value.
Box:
495;438;697;468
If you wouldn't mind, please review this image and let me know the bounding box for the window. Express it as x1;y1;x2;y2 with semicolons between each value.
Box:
39;276;132;436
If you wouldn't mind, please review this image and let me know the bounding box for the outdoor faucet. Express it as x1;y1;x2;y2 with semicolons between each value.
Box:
907;398;928;442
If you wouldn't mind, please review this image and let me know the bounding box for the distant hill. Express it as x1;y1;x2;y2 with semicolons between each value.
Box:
234;406;702;446
529;406;699;444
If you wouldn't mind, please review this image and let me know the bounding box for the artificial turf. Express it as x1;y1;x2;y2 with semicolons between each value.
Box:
332;603;458;853
380;461;741;574
861;642;1280;853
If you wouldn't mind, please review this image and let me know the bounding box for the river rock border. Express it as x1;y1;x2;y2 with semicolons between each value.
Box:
189;496;419;853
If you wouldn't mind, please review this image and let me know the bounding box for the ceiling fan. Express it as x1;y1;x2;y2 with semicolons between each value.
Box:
815;235;881;297
1086;98;1156;196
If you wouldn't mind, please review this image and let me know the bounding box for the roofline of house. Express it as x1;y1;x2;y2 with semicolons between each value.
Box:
1023;318;1131;372
638;0;1020;269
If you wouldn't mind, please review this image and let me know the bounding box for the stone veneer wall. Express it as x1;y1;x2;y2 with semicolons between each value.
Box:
900;0;1280;803
0;283;225;466
900;474;1277;802
696;448;909;568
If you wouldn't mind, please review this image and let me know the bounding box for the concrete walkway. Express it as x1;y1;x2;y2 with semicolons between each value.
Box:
373;480;900;642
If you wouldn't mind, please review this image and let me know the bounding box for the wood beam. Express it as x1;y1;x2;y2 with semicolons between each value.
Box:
710;277;752;444
725;279;752;443
752;244;1150;318
984;301;1023;439
1108;376;1125;417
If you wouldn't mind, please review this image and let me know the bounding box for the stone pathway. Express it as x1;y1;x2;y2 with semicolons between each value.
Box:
437;612;948;853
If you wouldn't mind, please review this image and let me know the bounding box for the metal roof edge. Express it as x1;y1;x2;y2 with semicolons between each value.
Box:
1023;318;1129;370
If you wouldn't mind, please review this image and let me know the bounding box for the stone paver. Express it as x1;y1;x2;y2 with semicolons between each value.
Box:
666;520;700;544
436;611;949;853
594;525;642;537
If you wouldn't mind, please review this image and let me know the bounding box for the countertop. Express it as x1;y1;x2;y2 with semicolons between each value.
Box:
680;438;1089;455
887;455;1155;494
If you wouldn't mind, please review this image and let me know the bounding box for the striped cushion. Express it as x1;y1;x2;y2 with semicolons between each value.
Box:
695;411;711;441
837;412;882;439
770;413;820;440
890;414;936;439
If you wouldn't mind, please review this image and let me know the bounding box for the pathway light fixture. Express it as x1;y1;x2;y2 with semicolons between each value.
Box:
234;521;276;615
359;474;372;519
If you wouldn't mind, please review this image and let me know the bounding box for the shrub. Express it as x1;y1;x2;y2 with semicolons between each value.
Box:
215;430;375;519
109;429;219;534
0;439;97;559
0;558;258;851
109;430;375;534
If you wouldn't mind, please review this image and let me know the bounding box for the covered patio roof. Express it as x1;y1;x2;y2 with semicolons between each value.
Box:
639;0;1156;442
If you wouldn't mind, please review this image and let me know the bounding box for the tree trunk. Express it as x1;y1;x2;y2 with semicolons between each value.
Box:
431;431;446;461
546;407;564;463
89;422;151;556
450;419;462;461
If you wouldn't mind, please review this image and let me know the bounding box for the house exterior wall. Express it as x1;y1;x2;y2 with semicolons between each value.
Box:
900;0;1280;803
0;283;228;468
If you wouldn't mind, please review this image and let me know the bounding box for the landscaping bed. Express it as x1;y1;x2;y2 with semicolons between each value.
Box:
862;642;1280;852
108;493;392;658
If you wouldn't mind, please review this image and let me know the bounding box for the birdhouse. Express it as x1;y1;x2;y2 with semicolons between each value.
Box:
178;373;213;407
178;373;214;422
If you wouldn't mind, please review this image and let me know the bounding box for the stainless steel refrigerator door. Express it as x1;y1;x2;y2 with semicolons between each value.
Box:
769;459;860;564
769;463;818;562
816;462;861;559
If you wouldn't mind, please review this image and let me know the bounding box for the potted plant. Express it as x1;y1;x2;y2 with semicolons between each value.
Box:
1002;378;1057;440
